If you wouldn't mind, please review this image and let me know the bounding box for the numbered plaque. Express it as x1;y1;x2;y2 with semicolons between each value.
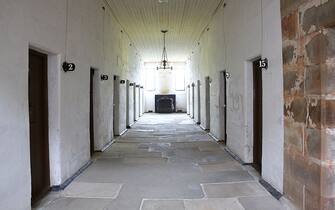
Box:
258;58;268;70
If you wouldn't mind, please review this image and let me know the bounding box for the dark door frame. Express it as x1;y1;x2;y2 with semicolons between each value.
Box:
89;68;95;156
126;80;130;128
29;49;50;205
133;82;137;121
252;58;263;173
137;86;141;119
205;76;211;130
113;75;120;136
191;83;195;119
220;70;228;143
187;85;191;115
196;80;201;124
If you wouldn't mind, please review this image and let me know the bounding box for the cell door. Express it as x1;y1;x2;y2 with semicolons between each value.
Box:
29;49;50;205
133;83;137;121
187;85;190;115
126;80;130;128
196;80;201;124
191;83;195;119
205;76;211;130
219;71;228;142
252;58;263;173
89;68;95;156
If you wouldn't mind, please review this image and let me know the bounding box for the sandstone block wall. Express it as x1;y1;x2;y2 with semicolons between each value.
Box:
281;0;335;209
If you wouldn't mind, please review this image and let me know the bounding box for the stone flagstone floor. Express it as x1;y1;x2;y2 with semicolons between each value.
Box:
35;113;287;210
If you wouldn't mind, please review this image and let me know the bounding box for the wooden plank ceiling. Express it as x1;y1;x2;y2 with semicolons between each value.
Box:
106;0;223;62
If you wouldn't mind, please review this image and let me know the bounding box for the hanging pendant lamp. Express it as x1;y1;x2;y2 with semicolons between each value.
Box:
157;30;173;70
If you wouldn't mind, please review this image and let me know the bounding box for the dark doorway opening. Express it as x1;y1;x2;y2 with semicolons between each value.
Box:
29;49;50;205
252;58;263;173
133;83;137;122
89;68;95;156
219;71;228;143
126;80;130;128
196;80;201;124
205;76;211;130
187;85;191;115
191;83;195;119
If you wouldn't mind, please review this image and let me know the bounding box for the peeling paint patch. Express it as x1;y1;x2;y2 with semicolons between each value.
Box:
305;33;328;65
283;45;296;64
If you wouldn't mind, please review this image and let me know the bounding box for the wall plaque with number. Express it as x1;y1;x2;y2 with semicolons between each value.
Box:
258;58;268;70
62;62;76;72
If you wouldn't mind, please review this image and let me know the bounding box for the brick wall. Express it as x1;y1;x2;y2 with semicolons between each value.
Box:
281;0;335;209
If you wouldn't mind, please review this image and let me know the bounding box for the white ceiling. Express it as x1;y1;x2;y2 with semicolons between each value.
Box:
106;0;224;62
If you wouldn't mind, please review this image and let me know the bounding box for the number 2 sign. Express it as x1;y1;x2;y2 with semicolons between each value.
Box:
62;62;76;72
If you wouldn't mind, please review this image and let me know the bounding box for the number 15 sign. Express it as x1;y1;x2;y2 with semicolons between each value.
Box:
258;58;268;70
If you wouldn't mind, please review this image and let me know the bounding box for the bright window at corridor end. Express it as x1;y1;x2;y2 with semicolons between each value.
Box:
145;67;156;91
175;68;185;91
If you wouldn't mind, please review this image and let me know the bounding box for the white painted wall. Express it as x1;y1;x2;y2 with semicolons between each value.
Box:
186;86;190;115
119;82;127;134
187;0;284;192
128;84;135;125
0;0;142;209
194;80;201;124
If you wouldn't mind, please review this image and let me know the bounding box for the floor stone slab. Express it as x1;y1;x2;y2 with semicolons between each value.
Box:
184;198;245;210
62;182;122;199
141;200;185;210
238;196;285;210
199;162;244;172
123;157;168;164
200;171;254;183
37;197;112;210
203;182;269;198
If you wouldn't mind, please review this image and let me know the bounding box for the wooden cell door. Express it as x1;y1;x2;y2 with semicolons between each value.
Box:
133;83;137;121
196;80;201;124
137;86;140;119
126;80;130;128
252;59;263;173
205;76;211;130
90;68;95;156
191;83;195;119
29;49;50;205
187;85;190;115
219;71;227;142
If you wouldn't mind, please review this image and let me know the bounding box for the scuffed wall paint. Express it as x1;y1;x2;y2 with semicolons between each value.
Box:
187;0;284;193
0;0;142;209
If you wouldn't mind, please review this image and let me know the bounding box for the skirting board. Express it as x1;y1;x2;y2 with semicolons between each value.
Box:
115;129;128;137
127;121;136;129
224;147;283;201
51;160;93;191
259;179;283;200
120;129;128;136
100;139;115;152
199;124;209;131
224;147;252;166
208;132;221;142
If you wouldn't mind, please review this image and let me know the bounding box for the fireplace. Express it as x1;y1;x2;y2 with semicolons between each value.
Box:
155;94;176;113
